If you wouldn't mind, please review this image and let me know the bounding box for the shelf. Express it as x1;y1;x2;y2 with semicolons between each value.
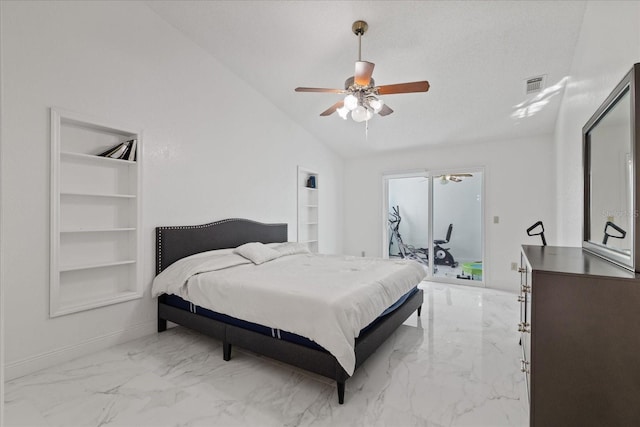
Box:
298;166;319;254
51;108;142;317
54;290;142;318
61;151;137;165
61;227;136;233
61;191;136;199
59;260;136;272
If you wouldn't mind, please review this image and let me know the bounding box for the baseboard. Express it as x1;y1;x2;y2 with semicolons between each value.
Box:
5;320;156;381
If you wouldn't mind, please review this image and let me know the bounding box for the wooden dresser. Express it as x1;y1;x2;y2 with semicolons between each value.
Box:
519;245;640;426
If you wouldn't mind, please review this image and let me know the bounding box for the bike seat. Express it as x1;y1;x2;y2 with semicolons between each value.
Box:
434;224;453;245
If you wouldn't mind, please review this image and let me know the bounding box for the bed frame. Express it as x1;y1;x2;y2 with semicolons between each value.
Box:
155;218;423;404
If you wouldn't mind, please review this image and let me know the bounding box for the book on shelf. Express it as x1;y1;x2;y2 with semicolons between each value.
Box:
126;139;137;161
96;139;137;161
96;142;126;157
121;140;133;160
108;142;129;159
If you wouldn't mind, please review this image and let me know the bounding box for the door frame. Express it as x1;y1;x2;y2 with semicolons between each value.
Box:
382;167;485;286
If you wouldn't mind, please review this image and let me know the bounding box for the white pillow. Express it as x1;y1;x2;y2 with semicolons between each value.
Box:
274;242;311;256
233;242;282;265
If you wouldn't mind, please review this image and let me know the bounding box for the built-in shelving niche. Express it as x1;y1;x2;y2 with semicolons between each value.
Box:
50;108;142;317
297;166;319;253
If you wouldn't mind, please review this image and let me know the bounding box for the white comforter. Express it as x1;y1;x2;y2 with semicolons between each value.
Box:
152;250;425;375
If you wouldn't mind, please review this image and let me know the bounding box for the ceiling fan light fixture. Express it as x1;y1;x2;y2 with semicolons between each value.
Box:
336;106;349;120
365;108;373;121
344;94;358;111
294;20;430;130
351;105;370;122
368;97;384;113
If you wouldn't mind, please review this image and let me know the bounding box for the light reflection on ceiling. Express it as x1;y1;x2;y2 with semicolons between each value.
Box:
512;76;570;119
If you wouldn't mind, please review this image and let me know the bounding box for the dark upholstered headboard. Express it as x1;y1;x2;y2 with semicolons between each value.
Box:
155;218;288;274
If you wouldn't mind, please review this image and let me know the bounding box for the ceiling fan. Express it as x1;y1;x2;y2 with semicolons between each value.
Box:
437;174;473;184
294;20;430;122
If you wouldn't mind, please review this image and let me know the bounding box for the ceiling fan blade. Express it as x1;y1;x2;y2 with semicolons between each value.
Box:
377;81;430;95
295;87;347;94
451;173;473;177
378;104;394;116
320;101;345;116
354;61;375;86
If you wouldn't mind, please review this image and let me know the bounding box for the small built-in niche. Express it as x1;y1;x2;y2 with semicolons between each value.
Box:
297;166;319;253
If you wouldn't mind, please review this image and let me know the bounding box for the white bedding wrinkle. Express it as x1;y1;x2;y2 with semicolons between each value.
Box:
273;242;311;256
152;252;426;375
151;252;251;297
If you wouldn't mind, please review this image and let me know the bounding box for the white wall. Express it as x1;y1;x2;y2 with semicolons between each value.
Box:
555;1;640;246
0;1;343;379
343;135;556;292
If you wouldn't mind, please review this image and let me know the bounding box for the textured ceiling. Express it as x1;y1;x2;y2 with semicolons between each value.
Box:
147;1;587;158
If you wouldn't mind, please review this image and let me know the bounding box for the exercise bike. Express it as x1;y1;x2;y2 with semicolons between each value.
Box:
431;224;458;267
388;206;458;267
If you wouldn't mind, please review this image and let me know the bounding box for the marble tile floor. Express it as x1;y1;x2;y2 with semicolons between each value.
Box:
4;282;529;427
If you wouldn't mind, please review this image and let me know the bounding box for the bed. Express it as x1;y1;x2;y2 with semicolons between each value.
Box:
154;218;425;404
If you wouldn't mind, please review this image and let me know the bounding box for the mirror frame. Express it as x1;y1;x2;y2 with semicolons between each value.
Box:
583;63;640;272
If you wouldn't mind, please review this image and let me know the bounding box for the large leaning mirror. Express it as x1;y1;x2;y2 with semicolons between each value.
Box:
583;63;640;272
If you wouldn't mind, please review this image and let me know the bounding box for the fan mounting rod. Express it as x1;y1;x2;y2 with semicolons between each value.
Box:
352;20;368;61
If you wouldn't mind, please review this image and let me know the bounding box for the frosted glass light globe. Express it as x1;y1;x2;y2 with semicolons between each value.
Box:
336;106;349;120
365;108;373;121
351;106;369;122
369;98;384;113
344;94;358;111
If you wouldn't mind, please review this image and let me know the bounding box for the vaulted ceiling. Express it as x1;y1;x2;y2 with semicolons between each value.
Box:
147;1;587;158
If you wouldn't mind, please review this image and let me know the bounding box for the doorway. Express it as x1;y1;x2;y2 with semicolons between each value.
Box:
383;169;484;285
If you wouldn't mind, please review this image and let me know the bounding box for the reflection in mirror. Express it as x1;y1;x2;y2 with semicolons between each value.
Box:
587;87;631;256
602;221;627;245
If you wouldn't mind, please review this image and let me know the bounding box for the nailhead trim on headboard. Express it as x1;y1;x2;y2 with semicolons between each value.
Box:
156;218;285;274
157;228;162;275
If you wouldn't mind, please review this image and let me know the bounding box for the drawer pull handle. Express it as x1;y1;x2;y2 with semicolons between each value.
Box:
517;295;525;303
518;267;527;273
520;359;530;373
521;285;531;294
